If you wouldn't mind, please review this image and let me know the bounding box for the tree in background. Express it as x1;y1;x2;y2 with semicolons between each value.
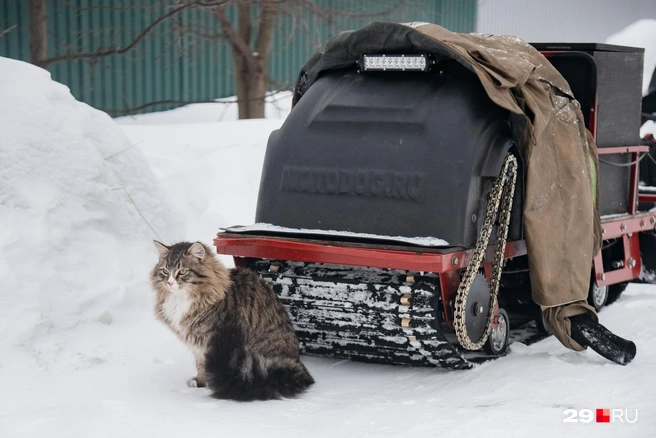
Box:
213;1;276;119
21;0;411;118
211;1;409;118
28;0;48;69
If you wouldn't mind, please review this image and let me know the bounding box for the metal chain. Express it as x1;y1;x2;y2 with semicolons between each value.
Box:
453;154;518;351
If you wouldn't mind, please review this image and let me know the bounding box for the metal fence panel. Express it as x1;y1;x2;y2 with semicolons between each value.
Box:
1;0;475;114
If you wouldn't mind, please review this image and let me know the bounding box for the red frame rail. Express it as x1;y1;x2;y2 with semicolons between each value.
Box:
593;146;654;286
594;211;656;286
214;234;527;274
598;146;648;214
214;233;527;327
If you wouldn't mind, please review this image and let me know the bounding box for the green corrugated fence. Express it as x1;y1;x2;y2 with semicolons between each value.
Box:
0;0;476;115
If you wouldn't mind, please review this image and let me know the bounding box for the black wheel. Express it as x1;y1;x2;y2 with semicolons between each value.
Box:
484;308;509;355
534;306;550;334
606;282;628;305
588;279;608;311
639;229;656;281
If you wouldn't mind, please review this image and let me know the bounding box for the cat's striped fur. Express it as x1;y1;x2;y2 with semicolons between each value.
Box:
151;241;314;401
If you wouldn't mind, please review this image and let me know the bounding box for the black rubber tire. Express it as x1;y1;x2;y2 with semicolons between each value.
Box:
588;279;608;311
606;282;628;306
639;229;656;282
484;308;510;355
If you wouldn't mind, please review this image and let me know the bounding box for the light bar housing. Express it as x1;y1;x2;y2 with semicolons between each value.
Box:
360;54;430;72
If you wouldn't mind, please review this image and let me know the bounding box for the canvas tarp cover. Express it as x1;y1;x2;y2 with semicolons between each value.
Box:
292;22;602;350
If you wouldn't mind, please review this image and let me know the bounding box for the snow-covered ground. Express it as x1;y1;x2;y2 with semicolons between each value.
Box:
3;31;656;437
115;91;293;126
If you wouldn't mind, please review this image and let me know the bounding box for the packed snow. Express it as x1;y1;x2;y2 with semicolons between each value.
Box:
224;223;450;247
115;91;293;126
3;25;656;436
0;56;183;347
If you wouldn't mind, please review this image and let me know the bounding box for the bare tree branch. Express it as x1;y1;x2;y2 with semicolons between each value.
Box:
27;0;414;118
295;0;410;20
102;99;220;115
0;25;17;39
43;0;232;67
212;4;253;63
101;90;290;115
238;1;252;46
254;0;277;62
56;0;155;12
172;23;224;41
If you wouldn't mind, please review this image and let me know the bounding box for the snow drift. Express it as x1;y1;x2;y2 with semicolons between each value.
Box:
0;57;181;345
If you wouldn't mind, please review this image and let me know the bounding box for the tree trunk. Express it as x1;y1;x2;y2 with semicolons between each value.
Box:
235;56;267;119
214;1;276;119
28;0;48;69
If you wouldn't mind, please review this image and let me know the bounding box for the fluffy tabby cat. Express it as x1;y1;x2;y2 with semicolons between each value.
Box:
151;240;314;401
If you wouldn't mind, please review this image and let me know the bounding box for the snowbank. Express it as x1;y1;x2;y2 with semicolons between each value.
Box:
0;57;181;345
117;115;284;251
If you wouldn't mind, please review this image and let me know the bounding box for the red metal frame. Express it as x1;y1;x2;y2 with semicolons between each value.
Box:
438;270;461;327
594;211;656;286
639;193;656;204
214;233;527;328
214;234;527;274
598;146;648;154
593;145;655;286
600;212;656;239
598;146;648;214
593;233;642;286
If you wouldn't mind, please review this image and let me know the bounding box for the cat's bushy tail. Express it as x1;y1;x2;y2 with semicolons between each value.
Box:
204;326;314;402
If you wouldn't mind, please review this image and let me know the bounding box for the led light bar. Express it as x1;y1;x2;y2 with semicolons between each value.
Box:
361;54;428;72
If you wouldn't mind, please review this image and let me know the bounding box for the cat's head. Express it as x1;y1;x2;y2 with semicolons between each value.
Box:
151;241;214;297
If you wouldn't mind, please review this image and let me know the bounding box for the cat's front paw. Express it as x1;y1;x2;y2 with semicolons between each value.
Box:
186;377;207;388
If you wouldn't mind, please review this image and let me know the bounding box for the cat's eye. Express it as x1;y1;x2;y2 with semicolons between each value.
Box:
159;268;170;275
179;269;189;276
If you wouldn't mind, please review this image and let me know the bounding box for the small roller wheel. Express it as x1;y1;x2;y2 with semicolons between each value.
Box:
588;279;608;311
484;308;509;356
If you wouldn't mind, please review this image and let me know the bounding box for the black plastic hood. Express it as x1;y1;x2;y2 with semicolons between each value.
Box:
255;63;517;247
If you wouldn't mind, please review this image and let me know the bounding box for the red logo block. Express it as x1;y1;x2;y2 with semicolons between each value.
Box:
596;409;611;423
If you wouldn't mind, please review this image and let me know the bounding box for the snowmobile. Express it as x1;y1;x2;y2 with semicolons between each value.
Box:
214;26;654;369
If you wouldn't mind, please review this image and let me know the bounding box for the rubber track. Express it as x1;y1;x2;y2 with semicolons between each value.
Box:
252;260;551;369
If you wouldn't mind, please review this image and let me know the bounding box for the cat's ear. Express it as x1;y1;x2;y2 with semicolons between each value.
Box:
153;240;170;257
188;242;206;261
